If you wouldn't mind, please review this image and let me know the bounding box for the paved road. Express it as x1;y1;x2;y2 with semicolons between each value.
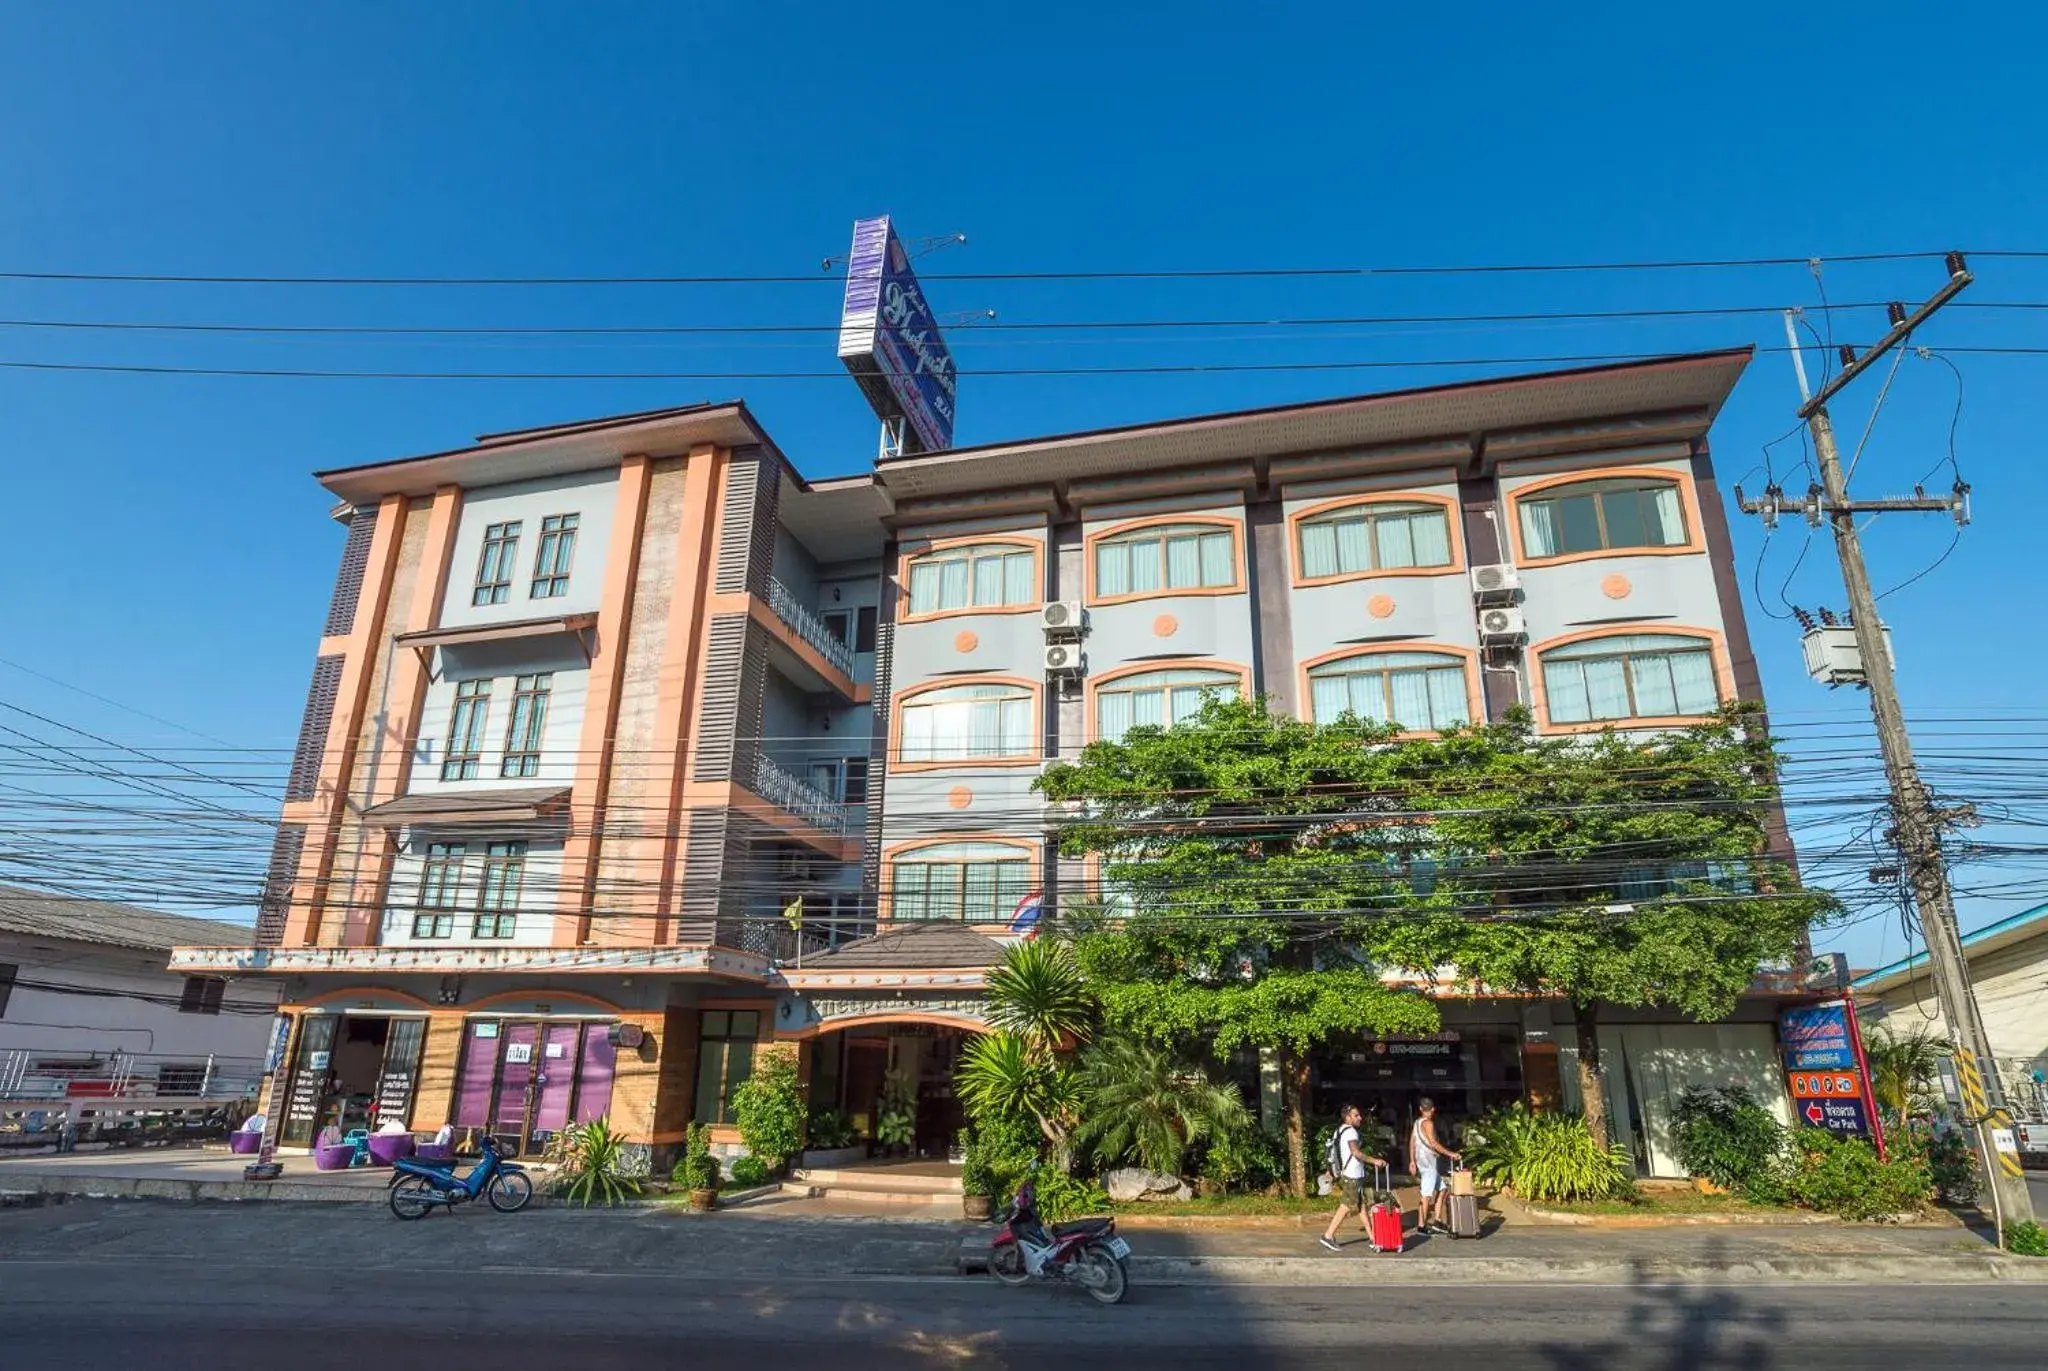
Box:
4;1203;2045;1369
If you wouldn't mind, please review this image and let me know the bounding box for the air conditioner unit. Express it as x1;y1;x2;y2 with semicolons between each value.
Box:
1476;605;1527;643
1043;642;1085;675
1470;563;1522;598
1041;601;1086;635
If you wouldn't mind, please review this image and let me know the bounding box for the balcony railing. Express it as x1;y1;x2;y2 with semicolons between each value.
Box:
767;577;857;679
750;752;852;838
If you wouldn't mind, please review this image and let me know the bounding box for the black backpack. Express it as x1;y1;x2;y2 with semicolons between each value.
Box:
1324;1126;1348;1178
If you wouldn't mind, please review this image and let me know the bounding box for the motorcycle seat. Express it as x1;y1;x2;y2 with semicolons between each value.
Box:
1051;1217;1113;1238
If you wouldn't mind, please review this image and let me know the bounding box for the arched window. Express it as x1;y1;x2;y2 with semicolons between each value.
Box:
890;842;1032;923
1306;651;1470;731
898;682;1036;763
904;541;1037;616
1539;633;1719;724
1095;668;1242;743
1297;501;1454;578
1093;522;1238;599
1517;476;1689;558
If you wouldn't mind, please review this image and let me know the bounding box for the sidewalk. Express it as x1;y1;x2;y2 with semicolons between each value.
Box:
0;1147;405;1203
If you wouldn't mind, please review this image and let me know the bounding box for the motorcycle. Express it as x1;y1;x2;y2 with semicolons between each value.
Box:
387;1134;534;1219
988;1178;1130;1304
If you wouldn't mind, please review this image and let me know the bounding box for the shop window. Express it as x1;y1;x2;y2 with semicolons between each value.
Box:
890;842;1031;923
1307;651;1471;731
1095;668;1240;743
1518;478;1687;559
178;977;225;1016
1298;501;1453;578
694;1009;760;1125
1539;634;1719;725
906;542;1037;616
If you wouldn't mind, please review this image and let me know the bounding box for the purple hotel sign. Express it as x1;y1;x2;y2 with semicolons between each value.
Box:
837;216;957;453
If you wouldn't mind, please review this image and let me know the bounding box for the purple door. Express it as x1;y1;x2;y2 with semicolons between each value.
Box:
492;1024;537;1142
574;1028;617;1124
532;1024;583;1137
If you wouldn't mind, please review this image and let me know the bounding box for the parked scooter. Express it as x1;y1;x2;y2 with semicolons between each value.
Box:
387;1134;533;1219
987;1178;1130;1304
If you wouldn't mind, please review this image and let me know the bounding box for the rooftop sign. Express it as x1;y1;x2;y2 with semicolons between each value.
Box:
837;216;957;454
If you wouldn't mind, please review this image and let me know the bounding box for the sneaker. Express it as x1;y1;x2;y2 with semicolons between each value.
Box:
1429;1222;1450;1236
1318;1236;1343;1253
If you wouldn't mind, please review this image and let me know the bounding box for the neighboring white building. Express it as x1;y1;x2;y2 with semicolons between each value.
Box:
0;885;282;1115
1854;902;2048;1125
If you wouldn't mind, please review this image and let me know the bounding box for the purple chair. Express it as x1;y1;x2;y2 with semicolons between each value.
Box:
367;1134;415;1167
312;1141;357;1171
228;1130;262;1155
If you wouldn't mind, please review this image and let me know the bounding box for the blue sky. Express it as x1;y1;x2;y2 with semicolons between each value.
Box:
3;3;2045;965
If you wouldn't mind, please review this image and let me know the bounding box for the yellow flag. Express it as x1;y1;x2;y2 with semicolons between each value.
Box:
783;896;804;931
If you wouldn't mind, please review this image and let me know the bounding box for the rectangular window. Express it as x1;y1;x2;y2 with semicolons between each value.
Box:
155;1063;207;1096
806;759;843;801
443;680;491;781
178;977;225;1015
1519;480;1688;559
1541;635;1719;724
1094;524;1236;599
890;849;1030;923
529;513;579;599
471;841;526;939
843;757;869;805
822;609;852;645
899;686;1035;763
1298;504;1455;578
473;521;522;606
906;543;1037;615
855;605;878;654
414;842;467;938
0;962;14;1019
500;674;552;779
693;1009;760;1124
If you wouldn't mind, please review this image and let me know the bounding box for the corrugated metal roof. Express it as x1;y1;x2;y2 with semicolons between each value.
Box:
1851;901;2048;993
0;884;256;952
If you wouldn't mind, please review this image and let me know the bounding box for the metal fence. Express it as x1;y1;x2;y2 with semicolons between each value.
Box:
0;1049;265;1151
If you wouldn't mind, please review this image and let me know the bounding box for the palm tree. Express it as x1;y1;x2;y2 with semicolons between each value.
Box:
957;1030;1080;1148
1864;1023;1950;1123
983;938;1094;1054
1073;1037;1251;1176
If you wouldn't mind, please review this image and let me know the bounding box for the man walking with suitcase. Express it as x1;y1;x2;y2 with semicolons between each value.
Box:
1318;1104;1387;1252
1410;1097;1461;1236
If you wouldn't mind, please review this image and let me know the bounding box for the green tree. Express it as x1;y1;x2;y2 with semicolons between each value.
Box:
984;938;1095;1050
731;1044;807;1171
1364;706;1836;1150
957;1030;1080;1147
1863;1023;1950;1123
1038;695;1441;1194
1073;1036;1251;1175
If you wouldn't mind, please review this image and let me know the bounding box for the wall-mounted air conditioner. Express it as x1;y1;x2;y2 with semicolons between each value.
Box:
1470;563;1522;599
1477;605;1527;644
1043;642;1084;676
1041;601;1086;635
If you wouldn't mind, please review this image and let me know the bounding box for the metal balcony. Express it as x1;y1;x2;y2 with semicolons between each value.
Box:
767;577;857;680
750;752;852;838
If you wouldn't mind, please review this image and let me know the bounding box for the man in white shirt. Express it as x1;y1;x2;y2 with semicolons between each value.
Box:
1319;1103;1388;1252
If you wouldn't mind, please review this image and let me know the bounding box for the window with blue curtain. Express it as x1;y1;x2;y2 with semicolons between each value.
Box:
1094;523;1236;598
889;843;1031;922
899;683;1036;762
906;543;1038;615
1517;478;1688;559
1096;669;1241;743
1540;634;1718;724
1297;502;1454;578
1305;652;1470;731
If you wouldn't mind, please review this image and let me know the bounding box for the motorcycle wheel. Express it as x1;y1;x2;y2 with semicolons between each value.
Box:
1077;1243;1128;1305
988;1243;1031;1286
389;1176;437;1221
487;1171;534;1213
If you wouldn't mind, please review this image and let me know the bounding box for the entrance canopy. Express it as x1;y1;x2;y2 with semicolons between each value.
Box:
772;921;1003;1037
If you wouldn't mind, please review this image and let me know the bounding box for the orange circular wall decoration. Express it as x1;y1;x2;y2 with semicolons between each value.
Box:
1152;614;1178;638
1367;594;1396;619
946;786;974;810
953;630;979;653
1601;574;1633;600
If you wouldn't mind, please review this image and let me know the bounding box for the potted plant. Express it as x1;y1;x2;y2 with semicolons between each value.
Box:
959;1128;994;1221
731;1046;806;1177
674;1123;721;1210
877;1069;918;1157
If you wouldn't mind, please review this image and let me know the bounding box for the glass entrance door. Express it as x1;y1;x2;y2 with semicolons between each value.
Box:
490;1023;538;1151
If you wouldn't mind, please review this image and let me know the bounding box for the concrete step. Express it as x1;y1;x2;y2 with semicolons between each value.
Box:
793;1167;962;1195
782;1179;965;1211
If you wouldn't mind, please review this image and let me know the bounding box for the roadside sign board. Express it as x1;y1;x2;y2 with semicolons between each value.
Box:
1778;1001;1882;1145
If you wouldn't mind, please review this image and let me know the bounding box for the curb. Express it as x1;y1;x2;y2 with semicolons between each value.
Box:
951;1236;2048;1286
0;1175;379;1205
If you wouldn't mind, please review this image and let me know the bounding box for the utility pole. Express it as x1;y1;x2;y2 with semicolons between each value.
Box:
1739;253;2034;1234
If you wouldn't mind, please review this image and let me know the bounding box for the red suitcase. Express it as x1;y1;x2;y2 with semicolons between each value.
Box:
1366;1162;1403;1254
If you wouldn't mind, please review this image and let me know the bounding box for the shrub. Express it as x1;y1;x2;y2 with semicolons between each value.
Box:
1784;1127;1931;1220
1199;1126;1288;1192
727;1154;773;1188
731;1045;806;1172
1034;1168;1109;1223
1073;1037;1250;1176
1921;1119;1980;1207
1672;1086;1786;1195
963;1110;1041;1203
549;1116;643;1207
672;1122;720;1191
1464;1104;1634;1203
806;1108;858;1151
2006;1220;2048;1258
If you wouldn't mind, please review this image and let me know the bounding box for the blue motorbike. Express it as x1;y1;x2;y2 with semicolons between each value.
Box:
387;1135;534;1219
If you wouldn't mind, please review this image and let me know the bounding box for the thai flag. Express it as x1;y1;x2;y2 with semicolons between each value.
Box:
1009;891;1043;940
